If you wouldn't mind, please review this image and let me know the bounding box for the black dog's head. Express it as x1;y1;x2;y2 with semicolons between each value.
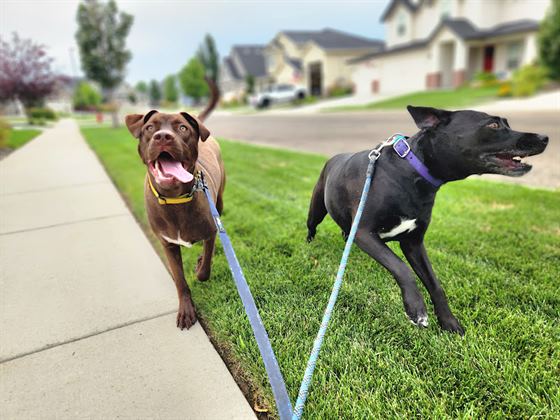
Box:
125;111;210;189
407;105;548;180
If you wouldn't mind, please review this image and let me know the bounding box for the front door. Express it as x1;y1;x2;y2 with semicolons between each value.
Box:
483;46;495;72
309;62;322;96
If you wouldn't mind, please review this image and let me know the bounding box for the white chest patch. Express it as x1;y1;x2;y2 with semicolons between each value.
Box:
379;218;417;239
162;232;193;248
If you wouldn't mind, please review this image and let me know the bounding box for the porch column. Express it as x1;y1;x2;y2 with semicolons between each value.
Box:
453;40;467;87
426;43;441;89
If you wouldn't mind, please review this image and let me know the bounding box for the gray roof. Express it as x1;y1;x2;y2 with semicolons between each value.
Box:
224;57;240;80
224;45;267;80
282;28;384;50
349;18;539;64
380;0;418;22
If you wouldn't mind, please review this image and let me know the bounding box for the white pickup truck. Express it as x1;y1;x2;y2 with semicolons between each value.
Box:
249;84;307;109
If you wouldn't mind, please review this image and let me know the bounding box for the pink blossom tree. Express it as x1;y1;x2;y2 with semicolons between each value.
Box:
0;33;61;109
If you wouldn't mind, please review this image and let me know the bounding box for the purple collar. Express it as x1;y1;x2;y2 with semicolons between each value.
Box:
391;135;443;188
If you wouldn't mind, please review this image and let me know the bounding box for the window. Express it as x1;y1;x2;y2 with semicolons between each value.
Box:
397;12;406;36
507;41;523;70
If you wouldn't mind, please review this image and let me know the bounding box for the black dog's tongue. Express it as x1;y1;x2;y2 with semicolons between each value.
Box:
159;156;193;183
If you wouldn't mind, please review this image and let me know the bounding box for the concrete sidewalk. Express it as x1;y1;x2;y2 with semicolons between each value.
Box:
0;120;254;419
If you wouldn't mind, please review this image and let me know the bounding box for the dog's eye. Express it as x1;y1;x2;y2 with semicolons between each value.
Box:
487;122;499;129
145;125;154;131
179;125;187;132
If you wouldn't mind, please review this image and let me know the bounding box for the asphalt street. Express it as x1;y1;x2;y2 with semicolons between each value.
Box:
208;110;559;188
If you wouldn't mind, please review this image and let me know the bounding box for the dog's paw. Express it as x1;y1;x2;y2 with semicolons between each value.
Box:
177;300;197;330
438;316;465;335
306;229;315;242
403;292;428;328
195;256;210;281
408;313;429;327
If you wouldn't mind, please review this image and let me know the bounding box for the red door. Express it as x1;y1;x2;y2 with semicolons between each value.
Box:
483;46;495;72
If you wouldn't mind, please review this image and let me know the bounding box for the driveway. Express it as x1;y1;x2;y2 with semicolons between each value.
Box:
208;110;559;189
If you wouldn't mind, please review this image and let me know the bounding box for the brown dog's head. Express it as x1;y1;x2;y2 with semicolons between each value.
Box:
125;111;210;189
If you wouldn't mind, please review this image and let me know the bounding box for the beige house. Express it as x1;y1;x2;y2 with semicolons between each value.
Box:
265;29;383;96
350;0;550;96
220;45;269;101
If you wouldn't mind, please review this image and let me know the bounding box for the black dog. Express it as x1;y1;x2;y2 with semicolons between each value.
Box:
307;106;548;334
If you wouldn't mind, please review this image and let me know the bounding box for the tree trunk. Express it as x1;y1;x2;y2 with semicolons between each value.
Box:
104;88;120;129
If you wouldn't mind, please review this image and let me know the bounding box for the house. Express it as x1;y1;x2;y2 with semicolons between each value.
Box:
349;0;550;96
220;45;268;101
265;29;384;96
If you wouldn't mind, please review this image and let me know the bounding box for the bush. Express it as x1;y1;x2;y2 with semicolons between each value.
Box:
221;98;245;108
97;102;118;113
538;0;560;80
0;117;11;148
473;71;499;87
511;64;548;97
497;82;513;97
26;107;57;124
327;84;354;98
73;81;102;111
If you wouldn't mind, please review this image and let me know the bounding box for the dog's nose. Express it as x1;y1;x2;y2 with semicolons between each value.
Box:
539;135;549;145
153;130;174;142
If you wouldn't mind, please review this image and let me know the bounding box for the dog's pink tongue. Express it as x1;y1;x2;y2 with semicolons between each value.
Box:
159;157;193;183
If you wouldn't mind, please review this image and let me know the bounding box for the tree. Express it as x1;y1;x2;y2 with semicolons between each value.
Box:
163;75;179;103
178;57;208;104
245;75;255;95
75;0;133;126
538;0;560;80
196;34;219;82
0;33;61;109
149;79;162;107
135;81;148;94
73;81;102;110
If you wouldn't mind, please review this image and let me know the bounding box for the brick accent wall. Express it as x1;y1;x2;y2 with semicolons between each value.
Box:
426;72;441;89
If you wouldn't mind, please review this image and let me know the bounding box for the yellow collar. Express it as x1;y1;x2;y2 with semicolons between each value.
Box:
148;172;201;205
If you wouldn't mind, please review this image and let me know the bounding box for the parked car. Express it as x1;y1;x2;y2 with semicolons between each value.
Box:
249;84;307;109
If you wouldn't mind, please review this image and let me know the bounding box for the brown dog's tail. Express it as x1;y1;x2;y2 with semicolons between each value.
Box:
198;77;220;122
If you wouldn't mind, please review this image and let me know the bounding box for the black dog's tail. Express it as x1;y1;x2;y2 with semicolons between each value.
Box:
198;77;220;122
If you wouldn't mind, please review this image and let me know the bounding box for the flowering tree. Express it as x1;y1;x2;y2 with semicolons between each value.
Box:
0;33;61;109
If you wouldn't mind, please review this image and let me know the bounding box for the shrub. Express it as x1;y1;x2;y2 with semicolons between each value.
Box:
473;71;499;87
0;117;11;148
511;64;548;97
221;98;245;108
26;107;57;124
538;0;560;80
497;82;513;97
73;81;102;111
327;84;354;98
97;102;118;113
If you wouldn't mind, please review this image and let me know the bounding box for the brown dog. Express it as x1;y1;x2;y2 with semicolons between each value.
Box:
125;82;224;330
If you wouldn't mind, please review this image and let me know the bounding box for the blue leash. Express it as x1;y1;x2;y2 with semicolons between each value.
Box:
202;185;293;420
292;150;380;419
202;142;382;419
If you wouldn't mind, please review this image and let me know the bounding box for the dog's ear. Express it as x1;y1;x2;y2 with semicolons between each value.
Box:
125;114;143;138
125;110;158;138
407;105;452;129
180;112;210;141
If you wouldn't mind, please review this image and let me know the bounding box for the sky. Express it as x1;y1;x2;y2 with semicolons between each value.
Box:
0;0;387;85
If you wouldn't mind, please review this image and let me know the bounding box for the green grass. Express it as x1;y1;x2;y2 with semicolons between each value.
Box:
82;126;559;418
326;86;499;112
3;129;41;149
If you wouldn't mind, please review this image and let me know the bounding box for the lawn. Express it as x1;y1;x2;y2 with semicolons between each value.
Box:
326;86;499;112
2;129;41;149
82;126;559;419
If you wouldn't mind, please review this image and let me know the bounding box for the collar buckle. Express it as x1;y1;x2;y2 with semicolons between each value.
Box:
393;137;411;158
